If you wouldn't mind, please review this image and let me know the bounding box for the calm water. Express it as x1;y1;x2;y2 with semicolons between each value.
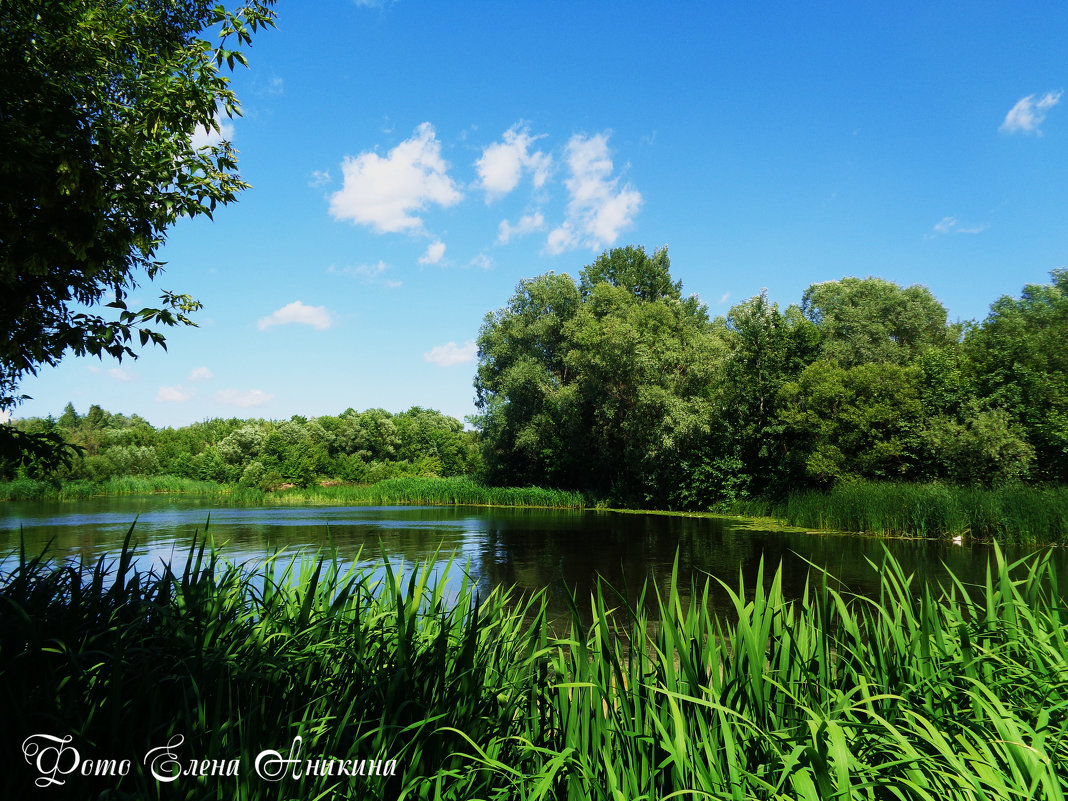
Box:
1;496;1063;621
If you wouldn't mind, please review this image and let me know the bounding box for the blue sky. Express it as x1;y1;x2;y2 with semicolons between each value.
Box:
14;1;1068;428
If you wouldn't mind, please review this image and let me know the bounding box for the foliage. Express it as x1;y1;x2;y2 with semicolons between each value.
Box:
1;405;480;486
965;268;1068;482
475;246;723;506
4;537;1068;798
801;275;960;366
0;0;276;458
474;250;1067;519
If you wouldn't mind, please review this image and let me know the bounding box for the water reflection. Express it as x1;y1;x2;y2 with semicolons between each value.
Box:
1;498;1063;626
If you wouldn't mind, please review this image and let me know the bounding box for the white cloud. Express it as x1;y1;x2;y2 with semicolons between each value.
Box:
309;170;331;188
189;367;214;382
469;253;493;270
190;115;235;150
0;410;10;423
257;301;333;331
930;216;986;237
1000;91;1062;134
157;385;194;403
719;292;731;304
547;132;642;254
475;124;552;202
419;241;446;265
933;216;957;234
424;340;477;367
330;261;388;278
329;122;462;233
328;261;401;287
108;368;135;382
497;212;545;244
217;388;273;408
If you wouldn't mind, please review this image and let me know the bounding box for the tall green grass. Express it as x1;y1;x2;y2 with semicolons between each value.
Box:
3;531;1068;798
0;474;588;509
722;481;1068;544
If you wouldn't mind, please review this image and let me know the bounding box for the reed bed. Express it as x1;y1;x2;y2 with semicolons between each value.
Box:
3;532;1068;798
255;476;588;509
723;481;1068;544
0;475;588;509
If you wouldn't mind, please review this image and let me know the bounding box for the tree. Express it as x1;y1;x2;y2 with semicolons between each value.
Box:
0;0;276;464
474;247;723;506
713;291;821;495
965;269;1068;481
801;277;959;367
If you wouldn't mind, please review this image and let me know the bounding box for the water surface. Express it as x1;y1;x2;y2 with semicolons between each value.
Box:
1;496;1062;622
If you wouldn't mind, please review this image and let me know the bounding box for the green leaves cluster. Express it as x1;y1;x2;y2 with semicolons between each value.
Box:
475;246;721;504
0;0;275;456
476;247;1066;508
5;405;480;489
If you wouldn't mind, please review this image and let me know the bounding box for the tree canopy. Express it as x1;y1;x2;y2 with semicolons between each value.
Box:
0;0;276;466
473;251;1059;507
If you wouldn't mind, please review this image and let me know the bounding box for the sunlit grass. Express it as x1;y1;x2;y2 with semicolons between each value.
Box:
721;481;1068;544
0;475;588;509
3;530;1068;798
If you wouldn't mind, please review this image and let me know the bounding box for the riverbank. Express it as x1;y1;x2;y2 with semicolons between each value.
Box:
0;474;588;509
2;537;1065;799
720;480;1068;545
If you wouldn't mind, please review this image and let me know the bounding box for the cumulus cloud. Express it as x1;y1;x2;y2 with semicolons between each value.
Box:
475;124;552;201
190;114;235;150
329;122;462;233
308;170;331;188
108;368;135;382
547;132;642;254
257;301;333;331
1000;91;1062;134
157;385;194;403
217;388;273;408
424;340;477;367
419;241;446;265
189;367;214;382
497;212;545;244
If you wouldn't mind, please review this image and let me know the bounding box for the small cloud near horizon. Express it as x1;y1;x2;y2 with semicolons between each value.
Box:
189;367;214;382
258;301;333;331
217;388;273;408
424;340;477;367
157;385;194;403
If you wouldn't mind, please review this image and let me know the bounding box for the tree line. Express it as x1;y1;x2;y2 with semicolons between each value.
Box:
7;406;480;491
473;246;1067;508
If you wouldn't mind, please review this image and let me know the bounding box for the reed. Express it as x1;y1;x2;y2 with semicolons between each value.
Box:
721;481;1068;544
3;533;1068;798
0;474;588;509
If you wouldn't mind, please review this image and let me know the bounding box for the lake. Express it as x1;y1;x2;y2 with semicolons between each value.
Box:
1;495;1063;622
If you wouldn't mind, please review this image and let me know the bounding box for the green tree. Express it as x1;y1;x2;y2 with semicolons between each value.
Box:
475;247;723;506
713;291;821;495
779;361;926;484
801;276;959;367
965;269;1068;481
0;0;276;465
474;271;583;486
